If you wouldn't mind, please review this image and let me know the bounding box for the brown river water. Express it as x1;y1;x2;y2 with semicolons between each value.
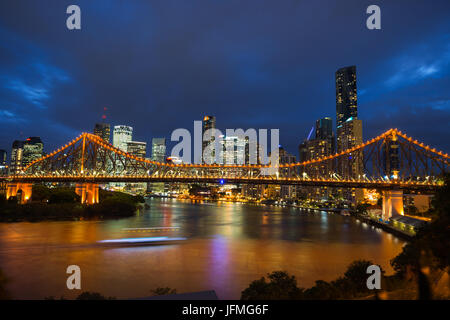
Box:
0;198;405;299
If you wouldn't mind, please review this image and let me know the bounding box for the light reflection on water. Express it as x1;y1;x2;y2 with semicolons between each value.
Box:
0;198;406;299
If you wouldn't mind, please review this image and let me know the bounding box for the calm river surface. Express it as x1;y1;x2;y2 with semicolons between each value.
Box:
0;198;405;299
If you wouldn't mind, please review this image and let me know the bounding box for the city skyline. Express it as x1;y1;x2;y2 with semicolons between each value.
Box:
0;1;450;156
1;2;449;303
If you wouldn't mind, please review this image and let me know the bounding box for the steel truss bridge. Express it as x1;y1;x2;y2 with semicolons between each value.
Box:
1;128;448;217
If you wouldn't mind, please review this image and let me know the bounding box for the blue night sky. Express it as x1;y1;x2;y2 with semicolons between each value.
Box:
0;0;449;158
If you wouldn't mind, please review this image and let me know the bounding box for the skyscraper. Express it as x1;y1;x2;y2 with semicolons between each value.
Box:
94;123;111;142
10;138;44;174
221;135;246;165
336;66;358;128
336;66;363;176
127;141;147;158
10;140;24;174
113;125;133;151
22;137;44;169
150;138;167;195
127;140;148;194
0;149;7;175
111;126;133;191
315;117;335;156
202;116;216;163
151;138;166;162
279;147;297;199
335;66;363;203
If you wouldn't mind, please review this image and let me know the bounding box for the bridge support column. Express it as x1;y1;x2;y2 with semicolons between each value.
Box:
75;183;99;204
382;189;404;220
6;183;33;204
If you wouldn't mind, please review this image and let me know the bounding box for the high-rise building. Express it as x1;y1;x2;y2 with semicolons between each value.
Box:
336;118;364;203
0;149;7;175
149;138;167;195
315;117;335;157
10;140;24;174
22;137;44;169
221;135;246;165
316;117;333;140
335;67;363;203
336;118;363;178
126;141;147;194
94;123;111;142
10;137;43;174
279;147;297;199
111;126;133;191
113;125;133;151
297;119;335;201
298;141;308;163
336;66;358;128
127;141;147;158
202;116;216;163
335;66;363;180
151;138;166;162
241;139;264;199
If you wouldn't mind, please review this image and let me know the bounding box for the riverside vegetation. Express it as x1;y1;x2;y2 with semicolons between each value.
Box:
0;185;145;222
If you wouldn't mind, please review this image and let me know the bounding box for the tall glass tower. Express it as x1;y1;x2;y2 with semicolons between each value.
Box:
202;116;216;163
336;66;357;128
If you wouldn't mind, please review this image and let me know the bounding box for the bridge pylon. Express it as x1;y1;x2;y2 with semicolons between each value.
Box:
75;183;99;204
382;189;404;220
6;183;32;204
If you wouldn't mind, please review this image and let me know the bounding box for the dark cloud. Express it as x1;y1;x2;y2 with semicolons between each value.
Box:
0;0;449;158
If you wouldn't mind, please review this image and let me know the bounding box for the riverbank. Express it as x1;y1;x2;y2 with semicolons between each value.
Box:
0;187;145;222
353;214;414;241
0;201;141;222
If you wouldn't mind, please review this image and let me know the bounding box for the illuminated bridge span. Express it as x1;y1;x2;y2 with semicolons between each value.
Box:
2;128;449;219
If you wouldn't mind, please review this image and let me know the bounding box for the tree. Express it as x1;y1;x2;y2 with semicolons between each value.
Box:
356;203;370;215
76;291;115;300
302;280;340;300
48;188;80;204
390;173;450;278
341;260;381;296
32;185;52;202
150;287;177;296
241;271;303;300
